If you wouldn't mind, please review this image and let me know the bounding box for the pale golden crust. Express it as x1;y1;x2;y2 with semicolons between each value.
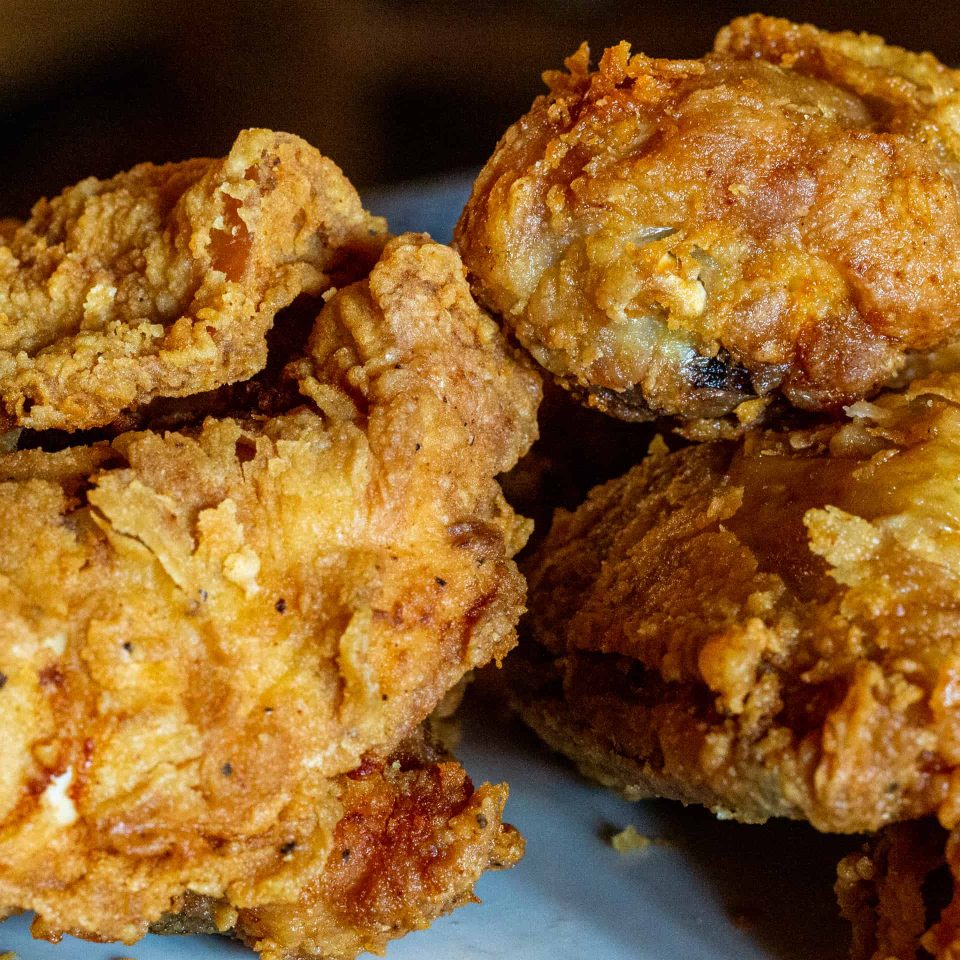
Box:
455;16;960;425
516;371;960;833
717;13;960;181
0;234;538;951
0;128;386;432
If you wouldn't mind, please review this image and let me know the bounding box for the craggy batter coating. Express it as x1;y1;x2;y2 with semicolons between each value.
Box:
0;234;539;953
455;15;960;426
515;370;960;834
152;731;523;960
0;128;385;432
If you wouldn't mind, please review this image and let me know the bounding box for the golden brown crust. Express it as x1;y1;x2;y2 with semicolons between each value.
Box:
717;14;960;181
516;370;960;833
0;234;537;951
150;730;523;960
0;128;386;432
455;16;960;425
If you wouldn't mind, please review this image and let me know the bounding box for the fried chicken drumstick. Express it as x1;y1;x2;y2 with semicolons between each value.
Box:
0;233;538;958
512;368;960;835
456;15;960;428
0;128;385;432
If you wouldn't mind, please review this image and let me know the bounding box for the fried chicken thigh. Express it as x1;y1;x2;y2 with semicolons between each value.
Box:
513;369;960;834
456;15;960;428
0;128;385;432
0;233;538;957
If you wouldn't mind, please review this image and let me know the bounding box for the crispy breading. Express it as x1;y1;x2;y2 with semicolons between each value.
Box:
133;731;522;960
514;370;960;833
0;234;538;953
717;14;960;180
836;820;959;960
0;128;385;432
455;16;960;426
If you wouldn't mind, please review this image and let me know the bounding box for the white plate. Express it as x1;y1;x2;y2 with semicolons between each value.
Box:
0;178;856;960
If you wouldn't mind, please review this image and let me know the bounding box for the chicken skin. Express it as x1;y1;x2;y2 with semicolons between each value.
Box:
456;16;960;430
147;731;524;960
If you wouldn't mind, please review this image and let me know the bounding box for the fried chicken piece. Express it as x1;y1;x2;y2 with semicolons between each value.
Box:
513;369;960;834
0;233;539;953
836;820;960;960
455;16;960;426
151;730;523;960
0;128;385;432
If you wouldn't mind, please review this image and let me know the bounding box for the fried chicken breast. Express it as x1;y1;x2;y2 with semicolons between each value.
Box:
455;16;960;427
0;128;385;432
512;369;960;834
0;233;538;956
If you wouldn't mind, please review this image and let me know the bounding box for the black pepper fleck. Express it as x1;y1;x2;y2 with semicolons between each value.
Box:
275;598;287;613
221;763;233;776
341;848;351;862
280;841;297;855
0;672;6;689
264;706;274;714
476;814;488;828
435;577;446;587
122;641;133;653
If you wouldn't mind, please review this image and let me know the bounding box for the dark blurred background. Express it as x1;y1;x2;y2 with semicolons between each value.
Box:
1;0;958;215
